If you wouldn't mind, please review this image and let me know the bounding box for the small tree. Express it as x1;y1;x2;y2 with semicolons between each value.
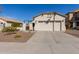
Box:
11;22;22;27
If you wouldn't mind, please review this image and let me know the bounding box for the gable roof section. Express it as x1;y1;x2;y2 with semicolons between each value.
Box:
65;12;74;15
0;17;22;23
33;12;66;20
74;9;79;12
65;9;79;15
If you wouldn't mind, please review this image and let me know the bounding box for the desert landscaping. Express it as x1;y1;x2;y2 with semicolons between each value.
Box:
0;4;79;54
0;31;34;42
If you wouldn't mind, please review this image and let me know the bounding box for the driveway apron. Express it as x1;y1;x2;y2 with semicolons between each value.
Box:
0;31;79;53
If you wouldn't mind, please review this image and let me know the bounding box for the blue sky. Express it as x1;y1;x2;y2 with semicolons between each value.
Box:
0;4;79;22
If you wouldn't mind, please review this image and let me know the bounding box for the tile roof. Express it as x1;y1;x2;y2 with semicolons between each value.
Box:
0;17;22;23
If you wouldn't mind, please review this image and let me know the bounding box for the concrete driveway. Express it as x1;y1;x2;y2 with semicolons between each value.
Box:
0;31;79;53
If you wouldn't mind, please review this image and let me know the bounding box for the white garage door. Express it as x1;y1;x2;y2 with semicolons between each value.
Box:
35;22;53;31
54;22;61;31
35;21;61;31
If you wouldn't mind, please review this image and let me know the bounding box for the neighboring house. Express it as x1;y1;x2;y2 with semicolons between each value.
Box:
0;17;23;31
66;9;79;29
29;12;66;32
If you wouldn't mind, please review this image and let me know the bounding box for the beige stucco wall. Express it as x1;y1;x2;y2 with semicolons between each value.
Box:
5;23;12;27
69;13;73;21
33;14;65;21
0;19;15;31
29;22;33;31
0;19;6;31
0;18;23;31
30;14;66;32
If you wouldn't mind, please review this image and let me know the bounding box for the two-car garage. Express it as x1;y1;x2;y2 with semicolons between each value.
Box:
29;12;66;32
34;21;63;31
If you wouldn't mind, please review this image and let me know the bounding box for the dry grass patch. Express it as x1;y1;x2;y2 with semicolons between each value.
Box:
0;31;34;42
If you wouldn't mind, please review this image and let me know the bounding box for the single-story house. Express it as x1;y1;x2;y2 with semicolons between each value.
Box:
66;9;79;29
0;17;23;31
29;12;66;32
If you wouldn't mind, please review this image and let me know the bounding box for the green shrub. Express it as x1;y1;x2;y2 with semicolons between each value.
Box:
11;23;22;27
2;27;18;32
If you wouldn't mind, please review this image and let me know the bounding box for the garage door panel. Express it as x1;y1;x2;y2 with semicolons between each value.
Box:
54;22;60;31
35;21;61;31
35;22;52;31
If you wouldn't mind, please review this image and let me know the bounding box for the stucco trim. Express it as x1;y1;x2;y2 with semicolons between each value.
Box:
33;12;66;20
